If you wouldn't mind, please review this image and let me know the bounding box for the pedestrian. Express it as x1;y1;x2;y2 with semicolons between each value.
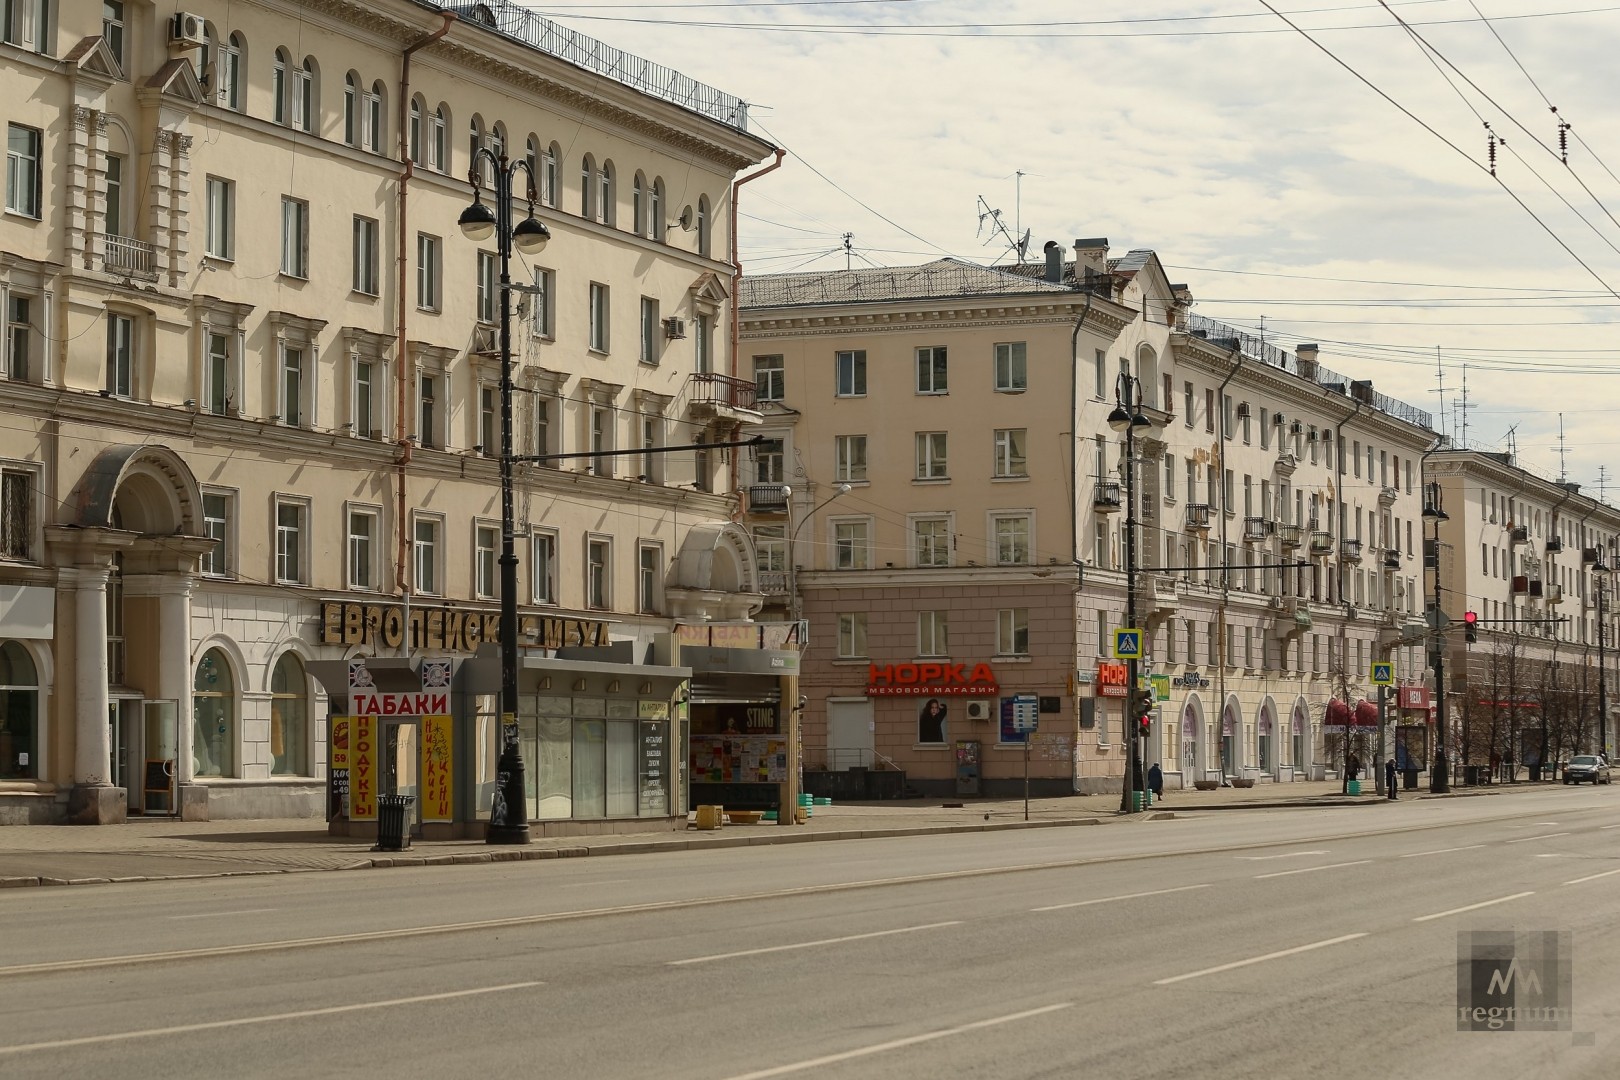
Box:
1148;762;1164;801
1385;757;1398;800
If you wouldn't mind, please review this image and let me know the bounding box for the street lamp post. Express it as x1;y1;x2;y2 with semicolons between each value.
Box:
1423;483;1449;793
459;152;551;844
1109;376;1151;814
1590;552;1610;758
787;482;854;627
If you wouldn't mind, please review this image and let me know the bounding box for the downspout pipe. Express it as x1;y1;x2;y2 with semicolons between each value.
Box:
393;12;455;610
1214;347;1241;784
726;148;785;508
1067;291;1095;572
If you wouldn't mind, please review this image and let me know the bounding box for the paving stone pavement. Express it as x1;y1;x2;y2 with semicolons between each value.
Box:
0;778;1517;888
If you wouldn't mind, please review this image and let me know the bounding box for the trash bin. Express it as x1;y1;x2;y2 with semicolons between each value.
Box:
1403;768;1419;790
1464;765;1480;786
1347;780;1361;796
376;793;415;852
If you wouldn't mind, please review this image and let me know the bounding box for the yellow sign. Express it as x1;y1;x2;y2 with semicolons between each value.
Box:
330;717;351;771
351;715;378;820
421;714;454;823
638;700;669;720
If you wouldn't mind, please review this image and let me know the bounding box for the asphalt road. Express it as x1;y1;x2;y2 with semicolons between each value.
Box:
1;789;1616;1079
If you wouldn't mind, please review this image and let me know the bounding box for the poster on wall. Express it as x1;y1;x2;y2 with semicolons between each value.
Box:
640;721;668;815
328;716;352;820
421;714;454;822
999;698;1028;745
351;715;378;820
689;736;787;783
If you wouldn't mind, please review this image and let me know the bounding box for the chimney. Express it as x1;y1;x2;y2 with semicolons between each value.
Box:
1073;237;1108;278
1295;342;1319;381
1351;379;1374;405
1043;240;1063;284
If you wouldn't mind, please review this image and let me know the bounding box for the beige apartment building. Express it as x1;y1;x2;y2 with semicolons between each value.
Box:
1428;449;1620;777
740;242;1436;794
0;0;778;826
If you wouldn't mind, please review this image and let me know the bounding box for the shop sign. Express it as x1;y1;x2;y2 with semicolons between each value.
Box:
1096;661;1129;698
319;600;608;653
421;714;453;823
867;662;998;697
350;691;451;717
1172;670;1212;689
1398;686;1431;709
675;622;803;650
351;715;377;821
639;700;669;720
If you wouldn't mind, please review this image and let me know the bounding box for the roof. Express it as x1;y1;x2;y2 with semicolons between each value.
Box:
739;258;1084;309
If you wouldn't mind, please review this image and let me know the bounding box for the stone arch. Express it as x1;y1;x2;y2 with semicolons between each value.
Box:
1257;695;1278;776
70;443;202;536
258;635;320;695
667;521;763;622
1135;343;1161;408
1179;693;1205;785
1289;694;1311;776
1221;693;1243;774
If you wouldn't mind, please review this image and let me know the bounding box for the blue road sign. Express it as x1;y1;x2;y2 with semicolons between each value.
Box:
1114;629;1143;660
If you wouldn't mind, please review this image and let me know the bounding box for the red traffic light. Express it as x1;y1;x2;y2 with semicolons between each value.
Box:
1464;610;1478;625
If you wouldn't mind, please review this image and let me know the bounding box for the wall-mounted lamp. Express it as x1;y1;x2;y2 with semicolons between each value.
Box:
572;677;587;691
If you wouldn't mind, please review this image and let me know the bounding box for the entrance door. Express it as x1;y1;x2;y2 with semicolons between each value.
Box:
825;700;874;771
143;700;178;815
382;720;420;835
109;699;142;812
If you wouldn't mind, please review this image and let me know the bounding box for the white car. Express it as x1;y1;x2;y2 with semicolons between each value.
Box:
1563;755;1612;784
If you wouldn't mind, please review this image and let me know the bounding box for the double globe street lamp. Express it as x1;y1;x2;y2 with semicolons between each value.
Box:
1108;375;1152;813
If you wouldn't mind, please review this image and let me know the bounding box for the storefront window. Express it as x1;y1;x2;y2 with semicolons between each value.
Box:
607;719;637;816
534;714;571;820
516;691;673;820
572;718;606;818
193;648;235;776
0;641;39;780
269;652;308;776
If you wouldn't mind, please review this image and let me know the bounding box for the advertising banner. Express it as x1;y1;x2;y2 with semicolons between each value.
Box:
351;715;377;820
421;714;454;822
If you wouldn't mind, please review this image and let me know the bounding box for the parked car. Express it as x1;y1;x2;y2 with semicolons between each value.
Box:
1563;755;1612;784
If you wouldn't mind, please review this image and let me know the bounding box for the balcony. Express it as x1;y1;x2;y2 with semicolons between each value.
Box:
1185;503;1213;530
1378;485;1398;507
1242;517;1271;543
1510;525;1528;545
756;570;791;595
1309;531;1334;557
1383;548;1402;569
746;483;790;514
1512;575;1529;595
1093;480;1122;512
1277;524;1303;548
1548;583;1565;604
685;372;761;425
1528;578;1544;599
1274;452;1297;477
1340;538;1363;561
1546;535;1563;554
100;235;158;281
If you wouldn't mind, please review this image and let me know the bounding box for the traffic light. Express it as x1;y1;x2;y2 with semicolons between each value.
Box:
1464;609;1478;644
1132;688;1154;738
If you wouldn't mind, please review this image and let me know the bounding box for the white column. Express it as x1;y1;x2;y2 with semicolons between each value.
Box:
65;566;113;786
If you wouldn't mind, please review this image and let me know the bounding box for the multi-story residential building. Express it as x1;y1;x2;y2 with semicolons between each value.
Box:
0;0;775;826
1428;449;1620;778
739;241;1435;794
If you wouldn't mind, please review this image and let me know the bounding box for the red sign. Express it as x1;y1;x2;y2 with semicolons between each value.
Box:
351;691;451;717
867;662;998;697
1096;661;1129;698
1397;686;1430;709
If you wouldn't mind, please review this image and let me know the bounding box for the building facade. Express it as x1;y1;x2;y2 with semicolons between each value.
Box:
739;241;1436;795
0;0;775;826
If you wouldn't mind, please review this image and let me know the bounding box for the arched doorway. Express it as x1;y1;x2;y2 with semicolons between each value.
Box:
1258;697;1277;778
1179;694;1204;788
0;641;40;780
1290;697;1309;779
1221;695;1241;779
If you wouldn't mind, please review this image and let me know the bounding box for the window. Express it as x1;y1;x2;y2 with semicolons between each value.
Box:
200;491;232;576
4;0;48;53
696;195;712;257
275;499;307;584
418;373;440;448
102;1;125;70
280;345;306;426
531;531;557;604
638;543;661;614
474;524;497;599
834;435;867;482
103;153;126;237
416;233;440;310
530;268;555;338
352;359;377;436
280;197;308;279
651;178;665;241
6;124;41;218
994;342;1027;392
366;82;384;153
431;105;448;172
837;613;867;658
343;73;359;146
352;215;378;295
478;385;496;454
1205;388;1215;433
913;516;950;567
755;437;784;483
833;519;870;570
835;350;867;397
1;467;35;560
541;143;559;208
476;250;496;323
0;640;38;780
1094;349;1106;398
587;538;610;609
580;155;596;218
6;294;31;381
105;313;133;397
202;329;233;415
347;508;376;590
633;172;646;236
916;346;947;394
997;608;1030;656
1183;381;1195;427
641;414;661;483
754;355;784;402
694;313;713;374
590;406;612;477
274;51;315;133
408;97;423;162
589;282;609;351
915;432;947;480
993;428;1027;478
598;160;615;225
216;32;244;111
992;514;1031;566
918;611;948;657
205;177;234;260
531;394;555;460
193;649;235;777
413;515;441;595
754;525;785;572
269;653;309;777
640;297;659;364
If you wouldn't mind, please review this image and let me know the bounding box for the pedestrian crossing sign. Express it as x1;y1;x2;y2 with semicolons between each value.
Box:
1114;629;1143;660
1371;662;1394;686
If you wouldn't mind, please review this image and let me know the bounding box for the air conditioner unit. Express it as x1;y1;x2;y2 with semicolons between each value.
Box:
369;428;384;441
170;11;206;47
964;699;992;722
1290;421;1304;435
1306;431;1319;442
1236;402;1251;418
663;316;687;340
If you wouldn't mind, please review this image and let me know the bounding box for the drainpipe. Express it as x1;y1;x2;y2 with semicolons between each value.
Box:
1214;347;1240;784
1067;291;1095;570
1331;396;1365;792
393;12;456;615
726;149;785;503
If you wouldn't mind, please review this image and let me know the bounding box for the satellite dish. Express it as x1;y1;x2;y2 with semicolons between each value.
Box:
678;205;695;231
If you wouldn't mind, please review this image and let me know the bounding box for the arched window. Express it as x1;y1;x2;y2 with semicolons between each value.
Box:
408;96;424;163
490;122;506;165
469;114;486;185
0;641;39;780
632;172;646;236
432;104;449;173
366;81;386;153
222;33;246;112
651;177;665;241
192;648;235;777
525;136;541;200
272;48;290;125
269;653;309;776
599;160;615;226
580;154;596;219
696;195;711;257
342;72;360;146
543;142;560;208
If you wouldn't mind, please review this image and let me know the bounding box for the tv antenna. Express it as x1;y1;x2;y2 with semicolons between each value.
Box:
975;173;1031;266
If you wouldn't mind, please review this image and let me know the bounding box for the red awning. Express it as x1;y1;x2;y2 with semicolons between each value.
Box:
1354;700;1379;727
1323;698;1380;730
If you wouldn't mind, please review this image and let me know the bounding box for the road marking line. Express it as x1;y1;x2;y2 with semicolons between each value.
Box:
1565;867;1620;885
1601;824;1620;830
1505;832;1569;844
1032;884;1210;912
1535;822;1561;825
1153;934;1367;986
1255;860;1373;880
716;1003;1073;1080
1235;850;1328;861
167;908;279;920
559;879;632;888
0;983;541;1057
670;921;961;966
1399;845;1485;858
1412;892;1535;922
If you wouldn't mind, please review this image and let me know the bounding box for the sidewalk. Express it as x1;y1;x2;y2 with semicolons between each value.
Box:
0;778;1501;889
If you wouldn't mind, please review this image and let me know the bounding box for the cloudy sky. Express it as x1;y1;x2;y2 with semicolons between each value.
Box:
528;0;1620;495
